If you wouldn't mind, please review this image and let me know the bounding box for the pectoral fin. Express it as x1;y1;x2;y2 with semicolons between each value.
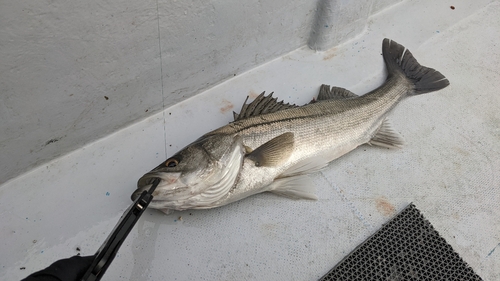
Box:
368;119;404;148
246;132;294;167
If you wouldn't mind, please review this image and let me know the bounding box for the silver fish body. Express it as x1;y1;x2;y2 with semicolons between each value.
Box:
132;39;449;213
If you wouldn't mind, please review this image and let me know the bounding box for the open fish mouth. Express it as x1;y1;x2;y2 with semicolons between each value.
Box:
136;172;173;188
130;180;154;201
131;172;186;201
136;174;157;189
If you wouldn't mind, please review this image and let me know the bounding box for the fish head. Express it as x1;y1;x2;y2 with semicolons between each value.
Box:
131;134;245;211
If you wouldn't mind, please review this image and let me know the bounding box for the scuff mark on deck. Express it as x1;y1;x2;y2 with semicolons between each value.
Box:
219;99;234;114
486;242;500;258
320;173;374;230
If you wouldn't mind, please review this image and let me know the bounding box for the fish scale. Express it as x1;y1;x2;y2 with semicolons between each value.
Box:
212;93;402;206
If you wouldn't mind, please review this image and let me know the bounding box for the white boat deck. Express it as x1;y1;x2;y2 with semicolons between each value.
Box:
1;0;499;280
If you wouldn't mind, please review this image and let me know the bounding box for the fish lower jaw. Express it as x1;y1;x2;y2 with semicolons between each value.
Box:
149;200;184;211
149;194;231;210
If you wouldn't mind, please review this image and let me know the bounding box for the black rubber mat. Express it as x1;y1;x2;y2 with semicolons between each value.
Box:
320;203;482;281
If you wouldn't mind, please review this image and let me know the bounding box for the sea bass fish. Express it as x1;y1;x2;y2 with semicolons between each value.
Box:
131;38;449;213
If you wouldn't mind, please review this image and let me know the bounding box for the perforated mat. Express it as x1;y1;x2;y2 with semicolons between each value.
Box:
320;204;482;281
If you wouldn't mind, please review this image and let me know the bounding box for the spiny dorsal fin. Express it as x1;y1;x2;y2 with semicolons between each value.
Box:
233;95;250;120
233;92;298;121
246;132;294;167
368;119;404;149
317;84;358;101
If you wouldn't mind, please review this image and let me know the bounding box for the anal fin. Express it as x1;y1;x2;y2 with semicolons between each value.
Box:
368;119;404;149
268;175;318;200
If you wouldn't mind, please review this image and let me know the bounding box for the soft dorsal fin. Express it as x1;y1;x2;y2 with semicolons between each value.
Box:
368;119;404;149
233;92;298;121
317;84;358;101
246;132;294;167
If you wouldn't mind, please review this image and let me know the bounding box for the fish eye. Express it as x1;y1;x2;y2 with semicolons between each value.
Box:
165;158;179;167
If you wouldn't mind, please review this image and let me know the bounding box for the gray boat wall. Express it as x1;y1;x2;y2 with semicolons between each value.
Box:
0;0;400;185
1;0;499;280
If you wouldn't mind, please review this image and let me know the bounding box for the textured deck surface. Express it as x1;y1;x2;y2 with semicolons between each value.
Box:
320;204;482;280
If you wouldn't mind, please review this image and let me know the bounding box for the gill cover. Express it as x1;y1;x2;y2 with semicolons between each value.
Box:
136;134;245;211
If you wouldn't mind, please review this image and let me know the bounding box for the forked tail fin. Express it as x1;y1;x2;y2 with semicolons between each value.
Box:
382;38;450;95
